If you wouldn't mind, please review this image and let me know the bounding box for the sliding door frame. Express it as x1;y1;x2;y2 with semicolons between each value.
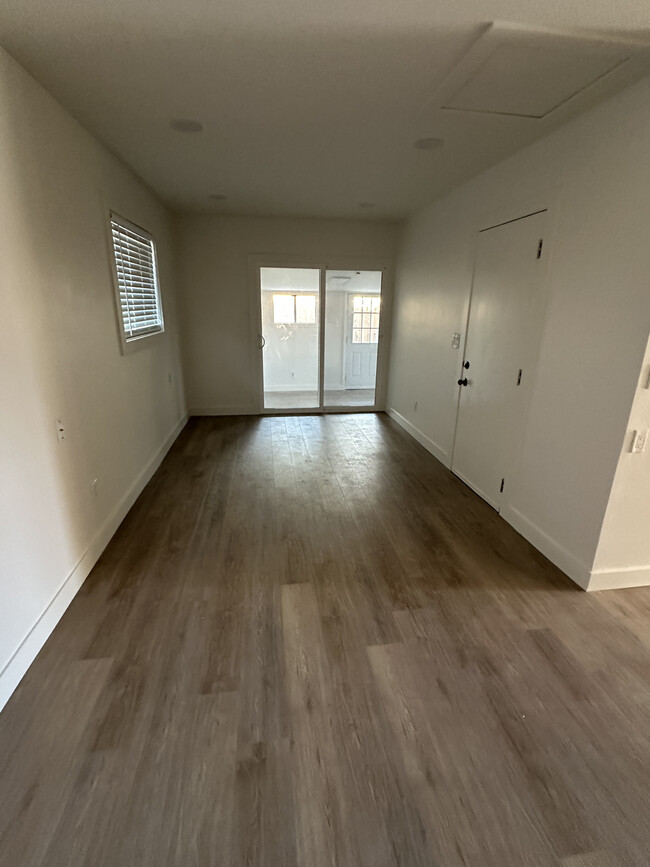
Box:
248;254;394;415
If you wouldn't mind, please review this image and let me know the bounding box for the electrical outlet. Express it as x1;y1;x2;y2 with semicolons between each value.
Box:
451;333;461;349
55;419;65;442
631;429;648;453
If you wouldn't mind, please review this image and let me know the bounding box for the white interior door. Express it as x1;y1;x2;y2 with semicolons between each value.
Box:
345;294;380;388
451;211;547;510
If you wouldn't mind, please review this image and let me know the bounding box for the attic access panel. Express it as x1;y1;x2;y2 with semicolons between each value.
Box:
435;24;649;120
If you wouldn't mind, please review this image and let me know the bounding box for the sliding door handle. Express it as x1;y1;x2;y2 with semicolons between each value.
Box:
259;334;266;349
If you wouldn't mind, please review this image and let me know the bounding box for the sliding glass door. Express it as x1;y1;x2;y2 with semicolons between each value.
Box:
259;265;383;412
260;267;321;410
324;270;382;408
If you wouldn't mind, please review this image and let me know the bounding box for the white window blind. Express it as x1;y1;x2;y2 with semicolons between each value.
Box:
110;216;164;341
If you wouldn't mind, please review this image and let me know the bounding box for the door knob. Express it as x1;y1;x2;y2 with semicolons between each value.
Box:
463;361;470;369
457;378;468;386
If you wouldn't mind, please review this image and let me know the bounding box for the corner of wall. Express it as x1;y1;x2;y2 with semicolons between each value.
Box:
499;504;591;590
386;406;450;467
586;565;650;591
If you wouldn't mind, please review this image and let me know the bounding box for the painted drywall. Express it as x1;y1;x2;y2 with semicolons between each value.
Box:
590;335;650;588
388;72;650;589
176;214;399;414
0;46;186;710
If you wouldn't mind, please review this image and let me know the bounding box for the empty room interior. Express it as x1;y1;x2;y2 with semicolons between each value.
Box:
1;0;650;864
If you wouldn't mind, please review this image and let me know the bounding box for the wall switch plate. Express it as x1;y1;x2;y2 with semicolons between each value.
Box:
451;333;461;349
55;419;65;442
631;429;648;453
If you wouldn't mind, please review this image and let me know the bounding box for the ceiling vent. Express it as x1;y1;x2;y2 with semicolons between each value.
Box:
433;23;650;120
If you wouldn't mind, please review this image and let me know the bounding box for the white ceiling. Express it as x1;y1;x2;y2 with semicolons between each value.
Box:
1;0;650;220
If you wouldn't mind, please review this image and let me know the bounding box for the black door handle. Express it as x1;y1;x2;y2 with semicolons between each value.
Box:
458;378;468;387
463;361;470;369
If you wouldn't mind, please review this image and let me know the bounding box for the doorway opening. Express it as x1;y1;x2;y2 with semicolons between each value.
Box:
260;267;320;410
259;266;384;412
324;270;382;408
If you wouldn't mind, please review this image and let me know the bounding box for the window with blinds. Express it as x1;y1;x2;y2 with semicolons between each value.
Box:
110;215;164;344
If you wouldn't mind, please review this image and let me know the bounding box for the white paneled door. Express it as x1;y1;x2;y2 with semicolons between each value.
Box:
451;211;547;510
345;294;380;388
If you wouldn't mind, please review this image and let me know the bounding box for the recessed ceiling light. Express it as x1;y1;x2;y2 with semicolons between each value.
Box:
359;202;375;209
414;137;444;150
208;193;228;201
170;118;203;133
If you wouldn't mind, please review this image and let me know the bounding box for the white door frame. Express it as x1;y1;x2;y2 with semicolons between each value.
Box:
248;254;394;415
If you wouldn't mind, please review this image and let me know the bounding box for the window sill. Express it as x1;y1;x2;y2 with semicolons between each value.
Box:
119;328;165;356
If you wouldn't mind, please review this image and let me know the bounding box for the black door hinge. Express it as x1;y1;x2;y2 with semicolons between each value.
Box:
500;478;505;493
537;239;543;259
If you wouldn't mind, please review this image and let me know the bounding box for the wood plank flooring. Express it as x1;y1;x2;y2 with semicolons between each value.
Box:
0;414;649;866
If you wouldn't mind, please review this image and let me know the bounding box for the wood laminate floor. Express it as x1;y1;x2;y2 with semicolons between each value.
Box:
0;414;649;867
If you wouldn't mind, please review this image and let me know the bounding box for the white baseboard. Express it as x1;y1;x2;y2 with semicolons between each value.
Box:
384;411;593;591
500;504;591;590
587;564;650;591
452;467;499;511
0;414;188;714
386;407;449;467
369;412;648;594
189;405;257;416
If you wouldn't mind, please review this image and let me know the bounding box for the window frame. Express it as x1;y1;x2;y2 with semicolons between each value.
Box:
108;212;165;354
271;292;317;326
350;295;381;344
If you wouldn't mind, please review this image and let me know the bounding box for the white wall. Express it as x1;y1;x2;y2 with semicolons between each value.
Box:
176;215;399;413
591;336;650;589
0;46;186;710
388;73;650;590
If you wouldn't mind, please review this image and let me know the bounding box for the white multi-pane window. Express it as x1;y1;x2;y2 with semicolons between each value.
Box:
110;215;164;346
272;294;316;325
352;295;380;344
